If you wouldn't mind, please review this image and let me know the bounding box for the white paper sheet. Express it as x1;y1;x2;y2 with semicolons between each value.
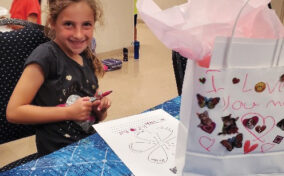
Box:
93;109;179;176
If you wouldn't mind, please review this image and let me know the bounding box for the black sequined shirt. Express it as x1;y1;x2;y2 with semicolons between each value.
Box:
24;40;98;156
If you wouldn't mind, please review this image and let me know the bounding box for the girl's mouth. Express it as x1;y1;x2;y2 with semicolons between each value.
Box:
69;39;86;48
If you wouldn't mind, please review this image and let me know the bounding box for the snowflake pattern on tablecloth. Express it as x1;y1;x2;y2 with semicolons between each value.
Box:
1;134;132;176
1;96;180;176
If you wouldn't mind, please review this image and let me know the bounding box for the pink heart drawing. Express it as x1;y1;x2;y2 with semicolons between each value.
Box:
199;136;215;152
241;112;275;143
261;143;275;153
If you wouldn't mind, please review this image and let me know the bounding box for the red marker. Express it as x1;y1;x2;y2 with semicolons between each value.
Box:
90;90;113;102
101;90;113;97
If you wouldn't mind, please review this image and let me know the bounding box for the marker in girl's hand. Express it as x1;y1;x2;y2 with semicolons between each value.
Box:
89;90;113;102
101;90;113;97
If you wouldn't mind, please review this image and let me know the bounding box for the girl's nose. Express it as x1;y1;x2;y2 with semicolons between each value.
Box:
74;27;83;39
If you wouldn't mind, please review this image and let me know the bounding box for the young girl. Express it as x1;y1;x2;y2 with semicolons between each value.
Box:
6;0;111;156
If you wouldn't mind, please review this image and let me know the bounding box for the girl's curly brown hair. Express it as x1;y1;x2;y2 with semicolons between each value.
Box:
45;0;104;77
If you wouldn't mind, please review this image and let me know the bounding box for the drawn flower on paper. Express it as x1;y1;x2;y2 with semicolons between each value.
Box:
129;126;176;164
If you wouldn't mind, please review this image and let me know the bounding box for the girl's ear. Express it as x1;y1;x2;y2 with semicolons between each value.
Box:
47;16;55;29
50;20;55;29
46;18;56;39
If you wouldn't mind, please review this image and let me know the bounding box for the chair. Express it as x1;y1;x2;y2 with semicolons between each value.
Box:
172;51;188;96
0;18;49;172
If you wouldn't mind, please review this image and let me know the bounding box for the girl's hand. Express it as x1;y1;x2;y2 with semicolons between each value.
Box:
67;97;93;121
92;96;111;122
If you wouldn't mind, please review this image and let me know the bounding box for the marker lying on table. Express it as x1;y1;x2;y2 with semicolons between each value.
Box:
89;90;113;102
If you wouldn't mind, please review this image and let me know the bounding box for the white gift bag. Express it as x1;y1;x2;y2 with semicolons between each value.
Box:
177;37;284;176
177;1;284;173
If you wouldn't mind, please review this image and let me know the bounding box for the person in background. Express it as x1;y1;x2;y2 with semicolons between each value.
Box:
10;0;41;24
6;0;111;156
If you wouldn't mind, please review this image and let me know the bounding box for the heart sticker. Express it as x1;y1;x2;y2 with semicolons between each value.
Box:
200;122;216;134
242;116;259;129
244;140;258;154
199;77;206;84
232;77;240;84
255;125;266;133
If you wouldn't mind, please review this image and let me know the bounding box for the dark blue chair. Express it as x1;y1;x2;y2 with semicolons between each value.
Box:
0;18;49;172
172;51;187;96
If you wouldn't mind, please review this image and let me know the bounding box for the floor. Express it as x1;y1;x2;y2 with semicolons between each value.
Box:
0;22;178;167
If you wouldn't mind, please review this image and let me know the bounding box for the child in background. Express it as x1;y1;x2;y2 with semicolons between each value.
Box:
6;0;111;156
10;0;41;24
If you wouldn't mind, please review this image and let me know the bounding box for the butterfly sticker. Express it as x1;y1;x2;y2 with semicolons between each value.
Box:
129;126;176;164
196;94;220;109
220;133;243;151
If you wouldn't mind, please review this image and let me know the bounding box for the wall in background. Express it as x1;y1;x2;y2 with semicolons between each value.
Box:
0;0;11;14
0;0;133;54
95;0;133;53
153;0;187;10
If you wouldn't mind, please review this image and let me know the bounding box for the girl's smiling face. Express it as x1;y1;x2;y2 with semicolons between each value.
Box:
51;1;95;59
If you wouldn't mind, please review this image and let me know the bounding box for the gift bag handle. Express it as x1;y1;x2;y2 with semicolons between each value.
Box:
223;0;283;67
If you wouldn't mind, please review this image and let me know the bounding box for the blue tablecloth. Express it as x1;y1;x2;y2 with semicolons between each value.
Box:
1;96;181;176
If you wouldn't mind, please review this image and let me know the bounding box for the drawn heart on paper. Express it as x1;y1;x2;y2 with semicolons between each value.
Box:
199;136;215;152
255;125;266;133
200;122;216;134
244;140;258;154
261;143;275;153
241;113;275;142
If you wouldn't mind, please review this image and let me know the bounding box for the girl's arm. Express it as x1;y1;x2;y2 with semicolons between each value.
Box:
27;13;38;24
6;64;92;124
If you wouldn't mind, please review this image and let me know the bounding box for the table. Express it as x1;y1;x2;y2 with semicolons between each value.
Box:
1;96;181;176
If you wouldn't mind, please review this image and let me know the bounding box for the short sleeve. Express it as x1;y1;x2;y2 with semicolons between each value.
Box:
24;42;54;79
27;0;41;24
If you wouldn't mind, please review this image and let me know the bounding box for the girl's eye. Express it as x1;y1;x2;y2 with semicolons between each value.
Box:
64;22;73;27
83;22;92;27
